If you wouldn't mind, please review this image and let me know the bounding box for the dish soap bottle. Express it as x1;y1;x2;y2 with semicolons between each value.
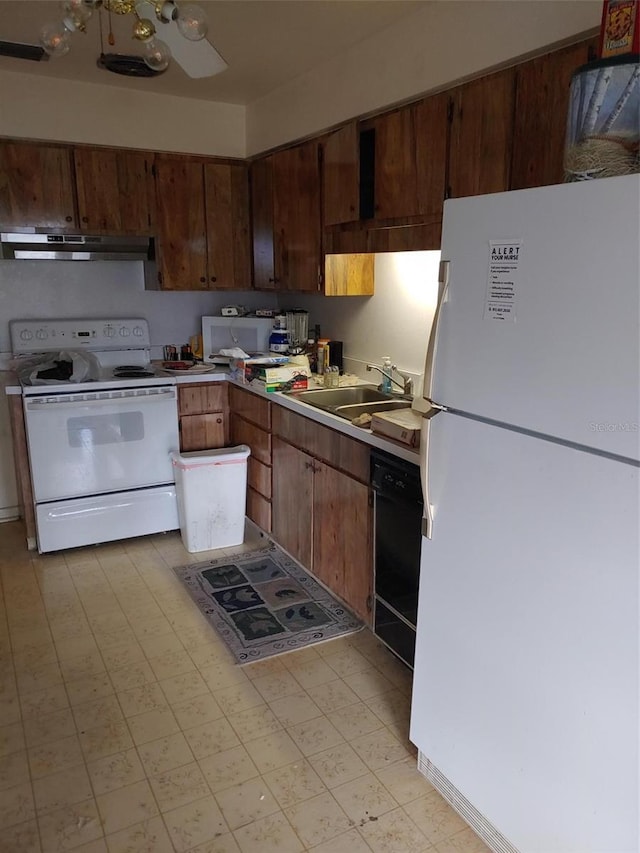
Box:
381;356;393;393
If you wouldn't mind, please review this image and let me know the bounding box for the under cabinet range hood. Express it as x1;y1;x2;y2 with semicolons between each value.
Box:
0;231;155;261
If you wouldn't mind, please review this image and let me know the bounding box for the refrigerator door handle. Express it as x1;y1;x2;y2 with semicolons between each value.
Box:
420;408;440;539
422;259;450;402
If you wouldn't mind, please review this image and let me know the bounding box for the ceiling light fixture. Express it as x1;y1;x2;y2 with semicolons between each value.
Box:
39;0;208;74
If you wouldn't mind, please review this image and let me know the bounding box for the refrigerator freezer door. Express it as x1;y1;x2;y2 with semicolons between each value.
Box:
411;412;639;852
434;175;640;462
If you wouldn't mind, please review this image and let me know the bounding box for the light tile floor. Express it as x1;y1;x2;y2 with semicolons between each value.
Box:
0;520;491;853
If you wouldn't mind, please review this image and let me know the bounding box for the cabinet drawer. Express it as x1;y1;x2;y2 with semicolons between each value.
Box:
178;383;227;416
180;413;225;452
229;385;271;429
230;415;271;466
272;407;370;483
247;487;271;533
248;457;271;499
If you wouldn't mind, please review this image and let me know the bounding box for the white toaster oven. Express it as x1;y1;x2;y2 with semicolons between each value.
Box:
202;316;274;363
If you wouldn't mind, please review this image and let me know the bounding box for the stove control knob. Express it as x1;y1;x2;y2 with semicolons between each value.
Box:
36;328;48;341
20;329;34;341
132;326;144;337
119;326;131;337
103;325;116;338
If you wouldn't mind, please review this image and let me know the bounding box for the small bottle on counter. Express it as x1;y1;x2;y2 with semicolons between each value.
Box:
316;338;330;375
381;356;393;393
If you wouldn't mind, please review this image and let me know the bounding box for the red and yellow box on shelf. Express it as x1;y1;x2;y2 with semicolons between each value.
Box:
599;0;639;57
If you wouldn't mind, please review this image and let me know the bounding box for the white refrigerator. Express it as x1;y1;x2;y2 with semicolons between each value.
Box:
410;175;639;853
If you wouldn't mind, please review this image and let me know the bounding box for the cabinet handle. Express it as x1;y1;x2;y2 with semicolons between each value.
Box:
268;277;279;284
210;276;217;282
65;216;73;222
199;276;206;283
82;216;88;223
216;417;222;424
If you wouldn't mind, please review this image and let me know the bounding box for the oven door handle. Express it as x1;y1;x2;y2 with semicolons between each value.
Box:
24;388;177;411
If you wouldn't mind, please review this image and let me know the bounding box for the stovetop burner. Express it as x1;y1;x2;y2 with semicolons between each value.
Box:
113;365;155;379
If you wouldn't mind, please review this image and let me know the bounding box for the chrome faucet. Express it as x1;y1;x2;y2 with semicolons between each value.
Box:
365;363;413;397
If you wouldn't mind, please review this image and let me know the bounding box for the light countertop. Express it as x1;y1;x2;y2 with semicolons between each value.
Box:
2;368;421;465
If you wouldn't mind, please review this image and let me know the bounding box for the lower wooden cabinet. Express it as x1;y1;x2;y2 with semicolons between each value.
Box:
178;383;228;451
271;418;373;624
229;385;273;532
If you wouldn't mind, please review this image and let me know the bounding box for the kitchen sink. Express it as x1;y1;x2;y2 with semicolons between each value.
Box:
333;400;412;419
286;384;412;422
288;385;391;408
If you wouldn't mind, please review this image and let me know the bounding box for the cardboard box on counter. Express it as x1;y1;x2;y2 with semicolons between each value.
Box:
234;359;312;392
370;407;422;447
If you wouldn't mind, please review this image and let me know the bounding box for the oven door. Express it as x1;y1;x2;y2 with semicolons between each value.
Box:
24;385;180;502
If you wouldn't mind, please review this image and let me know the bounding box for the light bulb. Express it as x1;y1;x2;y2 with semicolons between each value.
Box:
59;0;92;32
176;3;207;41
40;21;72;57
143;37;171;72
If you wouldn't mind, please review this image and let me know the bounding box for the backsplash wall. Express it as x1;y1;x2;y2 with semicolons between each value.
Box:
287;251;441;383
0;261;278;358
0;253;439;374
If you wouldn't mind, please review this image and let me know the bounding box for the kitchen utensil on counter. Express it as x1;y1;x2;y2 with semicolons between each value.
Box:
286;310;309;354
324;366;340;388
163;345;178;361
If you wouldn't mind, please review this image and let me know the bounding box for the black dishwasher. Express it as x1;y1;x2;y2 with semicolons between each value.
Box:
371;449;423;669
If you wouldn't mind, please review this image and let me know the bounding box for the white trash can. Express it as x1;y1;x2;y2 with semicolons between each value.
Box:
171;445;251;553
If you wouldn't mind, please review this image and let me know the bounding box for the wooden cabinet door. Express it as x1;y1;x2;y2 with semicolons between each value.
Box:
205;162;252;290
0;141;76;229
323;122;360;226
414;91;449;219
313;461;372;624
250;157;277;290
74;148;154;234
229;385;271;430
154;157;208;290
272;437;313;570
230;415;271;466
511;38;597;190
372;107;420;219
272;140;322;292
178;383;227;416
180;413;225;451
449;68;516;199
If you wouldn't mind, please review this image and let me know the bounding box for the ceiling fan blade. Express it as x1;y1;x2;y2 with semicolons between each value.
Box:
135;1;228;79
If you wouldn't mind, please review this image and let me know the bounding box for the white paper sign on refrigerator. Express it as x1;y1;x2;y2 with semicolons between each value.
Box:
484;240;522;321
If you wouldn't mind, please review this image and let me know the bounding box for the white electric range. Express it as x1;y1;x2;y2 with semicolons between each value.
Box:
11;318;180;553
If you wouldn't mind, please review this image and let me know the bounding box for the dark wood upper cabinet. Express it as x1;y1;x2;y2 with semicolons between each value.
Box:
510;37;598;190
371;107;420;219
250;156;277;290
414;91;449;219
322;121;360;226
0;141;77;229
272;140;322;292
74;147;155;234
153;156;251;291
448;68;516;199
153;156;208;290
251;139;322;292
204;162;252;290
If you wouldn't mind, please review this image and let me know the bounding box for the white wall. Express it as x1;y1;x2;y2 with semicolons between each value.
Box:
0;69;246;157
0;261;277;360
287;252;441;384
246;0;600;154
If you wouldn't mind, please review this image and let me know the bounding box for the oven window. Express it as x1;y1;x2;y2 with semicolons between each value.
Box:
67;412;145;447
